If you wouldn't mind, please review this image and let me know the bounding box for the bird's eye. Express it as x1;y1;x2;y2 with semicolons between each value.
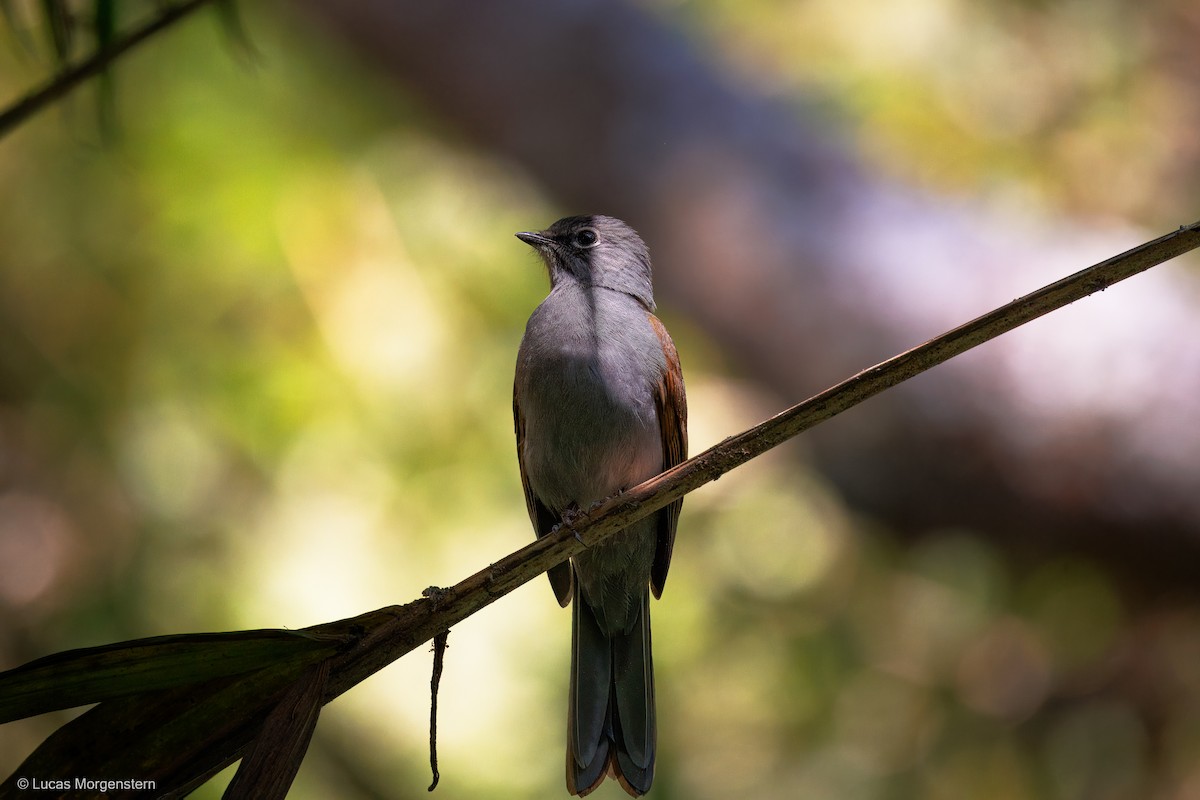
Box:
573;229;599;247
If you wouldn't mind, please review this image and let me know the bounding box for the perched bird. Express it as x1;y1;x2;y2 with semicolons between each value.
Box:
513;215;687;797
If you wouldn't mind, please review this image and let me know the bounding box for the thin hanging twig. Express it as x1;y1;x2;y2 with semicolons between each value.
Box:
426;630;449;792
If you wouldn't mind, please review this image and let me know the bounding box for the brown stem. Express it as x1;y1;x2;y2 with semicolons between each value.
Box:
313;220;1200;698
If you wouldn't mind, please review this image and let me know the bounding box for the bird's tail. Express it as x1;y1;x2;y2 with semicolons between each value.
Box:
566;587;655;797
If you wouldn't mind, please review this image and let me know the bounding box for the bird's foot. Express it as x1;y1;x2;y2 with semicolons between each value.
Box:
557;503;588;545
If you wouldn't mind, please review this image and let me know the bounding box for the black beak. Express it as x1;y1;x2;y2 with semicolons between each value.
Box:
515;231;555;249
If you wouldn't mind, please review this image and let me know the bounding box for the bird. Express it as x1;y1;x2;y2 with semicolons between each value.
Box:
513;215;687;797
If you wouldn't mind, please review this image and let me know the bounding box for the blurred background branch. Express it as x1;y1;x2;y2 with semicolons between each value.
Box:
0;0;216;138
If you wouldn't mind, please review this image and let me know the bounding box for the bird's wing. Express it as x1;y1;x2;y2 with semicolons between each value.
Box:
648;314;688;599
515;381;573;606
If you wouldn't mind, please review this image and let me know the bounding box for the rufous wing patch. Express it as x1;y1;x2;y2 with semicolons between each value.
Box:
647;313;687;599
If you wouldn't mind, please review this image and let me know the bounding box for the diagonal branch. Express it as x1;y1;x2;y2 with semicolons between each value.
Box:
0;0;216;139
313;220;1200;699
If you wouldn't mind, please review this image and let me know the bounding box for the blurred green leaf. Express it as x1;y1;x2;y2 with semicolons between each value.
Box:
213;0;257;65
40;0;73;64
94;0;118;137
0;0;38;57
93;0;115;48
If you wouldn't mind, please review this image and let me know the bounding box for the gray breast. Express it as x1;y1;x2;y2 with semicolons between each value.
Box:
517;285;665;511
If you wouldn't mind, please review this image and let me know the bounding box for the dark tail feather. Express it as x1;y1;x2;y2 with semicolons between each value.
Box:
568;593;611;795
567;590;655;797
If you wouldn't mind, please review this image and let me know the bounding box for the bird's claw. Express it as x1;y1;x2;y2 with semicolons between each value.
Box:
556;504;589;546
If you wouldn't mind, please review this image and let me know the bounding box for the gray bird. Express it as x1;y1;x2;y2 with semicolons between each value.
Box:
514;215;687;797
